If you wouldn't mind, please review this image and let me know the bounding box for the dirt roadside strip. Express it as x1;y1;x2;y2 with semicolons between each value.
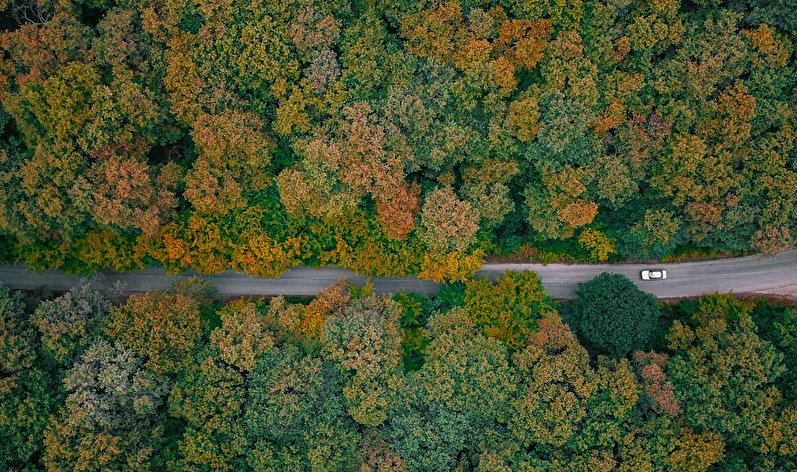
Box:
0;250;794;299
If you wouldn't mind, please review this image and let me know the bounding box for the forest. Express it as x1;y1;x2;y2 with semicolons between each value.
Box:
1;0;796;281
1;274;796;471
2;1;796;471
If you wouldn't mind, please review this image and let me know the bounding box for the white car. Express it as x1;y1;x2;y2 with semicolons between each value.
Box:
640;269;667;280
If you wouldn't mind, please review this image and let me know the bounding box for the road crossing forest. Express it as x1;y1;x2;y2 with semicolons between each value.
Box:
1;0;796;471
1;248;797;299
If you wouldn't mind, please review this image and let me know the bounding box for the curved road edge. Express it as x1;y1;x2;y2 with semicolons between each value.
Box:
0;250;794;299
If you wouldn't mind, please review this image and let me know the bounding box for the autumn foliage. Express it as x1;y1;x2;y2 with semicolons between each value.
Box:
0;0;793;277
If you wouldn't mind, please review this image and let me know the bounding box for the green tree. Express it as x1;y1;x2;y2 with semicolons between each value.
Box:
618;416;725;472
91;8;170;96
170;352;248;471
0;283;55;471
0;282;36;392
44;340;169;472
509;313;596;450
379;402;470;472
104;279;210;377
416;308;514;421
621;209;682;259
32;277;114;365
460;159;518;229
170;301;274;471
322;295;406;426
3;139;92;243
525;163;599;240
463;271;556;350
186;111;273;215
420;187;479;256
0;367;55;472
569;273;660;357
668;296;784;451
246;346;360;471
770;309;797;401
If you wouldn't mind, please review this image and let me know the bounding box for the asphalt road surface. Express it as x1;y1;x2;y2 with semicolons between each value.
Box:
0;250;795;299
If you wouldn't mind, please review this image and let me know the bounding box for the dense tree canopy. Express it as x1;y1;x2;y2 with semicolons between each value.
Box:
0;0;794;279
1;0;795;466
0;282;56;471
667;296;785;452
2;274;796;471
1;0;795;469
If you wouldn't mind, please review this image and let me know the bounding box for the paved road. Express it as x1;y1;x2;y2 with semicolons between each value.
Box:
0;250;795;299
